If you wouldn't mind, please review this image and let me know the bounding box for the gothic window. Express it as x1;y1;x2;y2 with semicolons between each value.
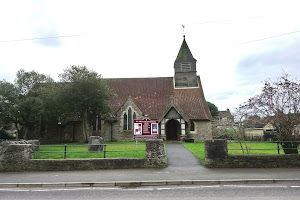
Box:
123;108;137;131
97;117;101;131
190;121;195;131
128;108;132;130
93;116;101;131
123;113;128;130
181;62;191;72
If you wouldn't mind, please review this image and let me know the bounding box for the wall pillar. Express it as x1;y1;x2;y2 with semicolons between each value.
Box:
1;144;33;172
204;139;228;168
205;139;228;159
145;139;166;167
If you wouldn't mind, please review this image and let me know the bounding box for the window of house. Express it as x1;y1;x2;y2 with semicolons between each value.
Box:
181;62;191;72
190;121;195;131
133;112;136;121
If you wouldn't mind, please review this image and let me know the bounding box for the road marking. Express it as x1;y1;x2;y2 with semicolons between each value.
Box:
223;185;288;188
1;185;299;192
0;187;117;192
157;185;220;190
121;188;154;191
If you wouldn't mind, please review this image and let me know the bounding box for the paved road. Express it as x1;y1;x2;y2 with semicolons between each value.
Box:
1;185;300;200
0;143;300;185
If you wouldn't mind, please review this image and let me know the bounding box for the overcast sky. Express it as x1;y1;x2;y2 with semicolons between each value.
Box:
1;0;300;112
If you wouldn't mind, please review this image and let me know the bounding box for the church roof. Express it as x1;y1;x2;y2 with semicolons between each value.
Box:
105;77;211;120
175;38;197;62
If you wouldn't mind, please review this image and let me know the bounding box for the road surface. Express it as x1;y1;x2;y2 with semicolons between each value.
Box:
1;184;300;200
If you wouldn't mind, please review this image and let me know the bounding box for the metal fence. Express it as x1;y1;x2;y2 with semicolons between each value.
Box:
33;143;146;159
227;140;300;155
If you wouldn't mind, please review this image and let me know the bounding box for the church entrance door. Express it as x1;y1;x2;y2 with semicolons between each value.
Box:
166;119;180;140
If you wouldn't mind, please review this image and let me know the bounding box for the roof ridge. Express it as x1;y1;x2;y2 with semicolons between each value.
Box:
104;77;173;80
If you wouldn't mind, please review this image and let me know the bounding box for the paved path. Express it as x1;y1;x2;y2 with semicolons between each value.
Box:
165;143;202;167
1;143;300;187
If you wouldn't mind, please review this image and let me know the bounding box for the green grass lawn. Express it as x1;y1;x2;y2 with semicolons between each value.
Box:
227;142;286;155
183;142;205;164
34;142;146;159
183;142;299;164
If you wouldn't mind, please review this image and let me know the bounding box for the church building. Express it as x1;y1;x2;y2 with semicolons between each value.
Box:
96;37;213;142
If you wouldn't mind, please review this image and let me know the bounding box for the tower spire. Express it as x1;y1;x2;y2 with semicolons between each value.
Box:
182;25;185;38
174;34;198;88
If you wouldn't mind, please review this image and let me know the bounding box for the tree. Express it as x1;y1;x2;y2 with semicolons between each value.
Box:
0;70;54;139
0;81;19;137
238;73;300;154
207;101;219;117
16;70;54;139
15;69;53;95
59;65;112;141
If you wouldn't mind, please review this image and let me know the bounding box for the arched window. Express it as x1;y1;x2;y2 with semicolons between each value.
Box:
97;117;101;131
190;121;195;131
123;108;137;131
123;113;128;130
128;108;132;130
92;116;101;131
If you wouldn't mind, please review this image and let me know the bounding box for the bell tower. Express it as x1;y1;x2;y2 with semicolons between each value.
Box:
174;36;198;88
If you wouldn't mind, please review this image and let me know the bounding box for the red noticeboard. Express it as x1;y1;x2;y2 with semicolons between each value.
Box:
134;118;159;140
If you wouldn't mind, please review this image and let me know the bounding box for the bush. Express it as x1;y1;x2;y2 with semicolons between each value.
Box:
216;128;242;140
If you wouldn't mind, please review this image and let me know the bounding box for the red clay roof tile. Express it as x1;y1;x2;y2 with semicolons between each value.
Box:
106;77;211;120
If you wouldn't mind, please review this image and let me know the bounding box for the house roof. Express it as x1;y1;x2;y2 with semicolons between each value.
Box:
218;110;232;118
105;77;211;120
175;38;197;62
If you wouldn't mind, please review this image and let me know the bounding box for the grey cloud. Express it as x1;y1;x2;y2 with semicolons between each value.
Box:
32;28;62;47
236;37;300;85
209;90;236;101
27;2;62;47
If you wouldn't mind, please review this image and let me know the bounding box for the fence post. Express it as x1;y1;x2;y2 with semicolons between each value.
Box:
136;140;138;152
277;142;280;155
64;144;67;159
104;144;106;158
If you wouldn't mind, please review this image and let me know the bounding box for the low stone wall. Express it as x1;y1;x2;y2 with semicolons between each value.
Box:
0;140;40;152
205;139;300;168
0;139;166;172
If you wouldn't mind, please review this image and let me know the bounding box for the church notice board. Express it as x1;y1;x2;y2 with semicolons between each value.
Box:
134;118;159;140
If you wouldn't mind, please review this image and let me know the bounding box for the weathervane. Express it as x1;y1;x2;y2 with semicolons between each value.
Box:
182;25;185;38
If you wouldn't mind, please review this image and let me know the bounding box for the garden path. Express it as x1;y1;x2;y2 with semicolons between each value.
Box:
165;142;202;167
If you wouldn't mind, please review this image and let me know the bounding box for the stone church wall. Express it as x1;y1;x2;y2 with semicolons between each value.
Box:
103;121;134;142
188;120;212;142
102;98;143;142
